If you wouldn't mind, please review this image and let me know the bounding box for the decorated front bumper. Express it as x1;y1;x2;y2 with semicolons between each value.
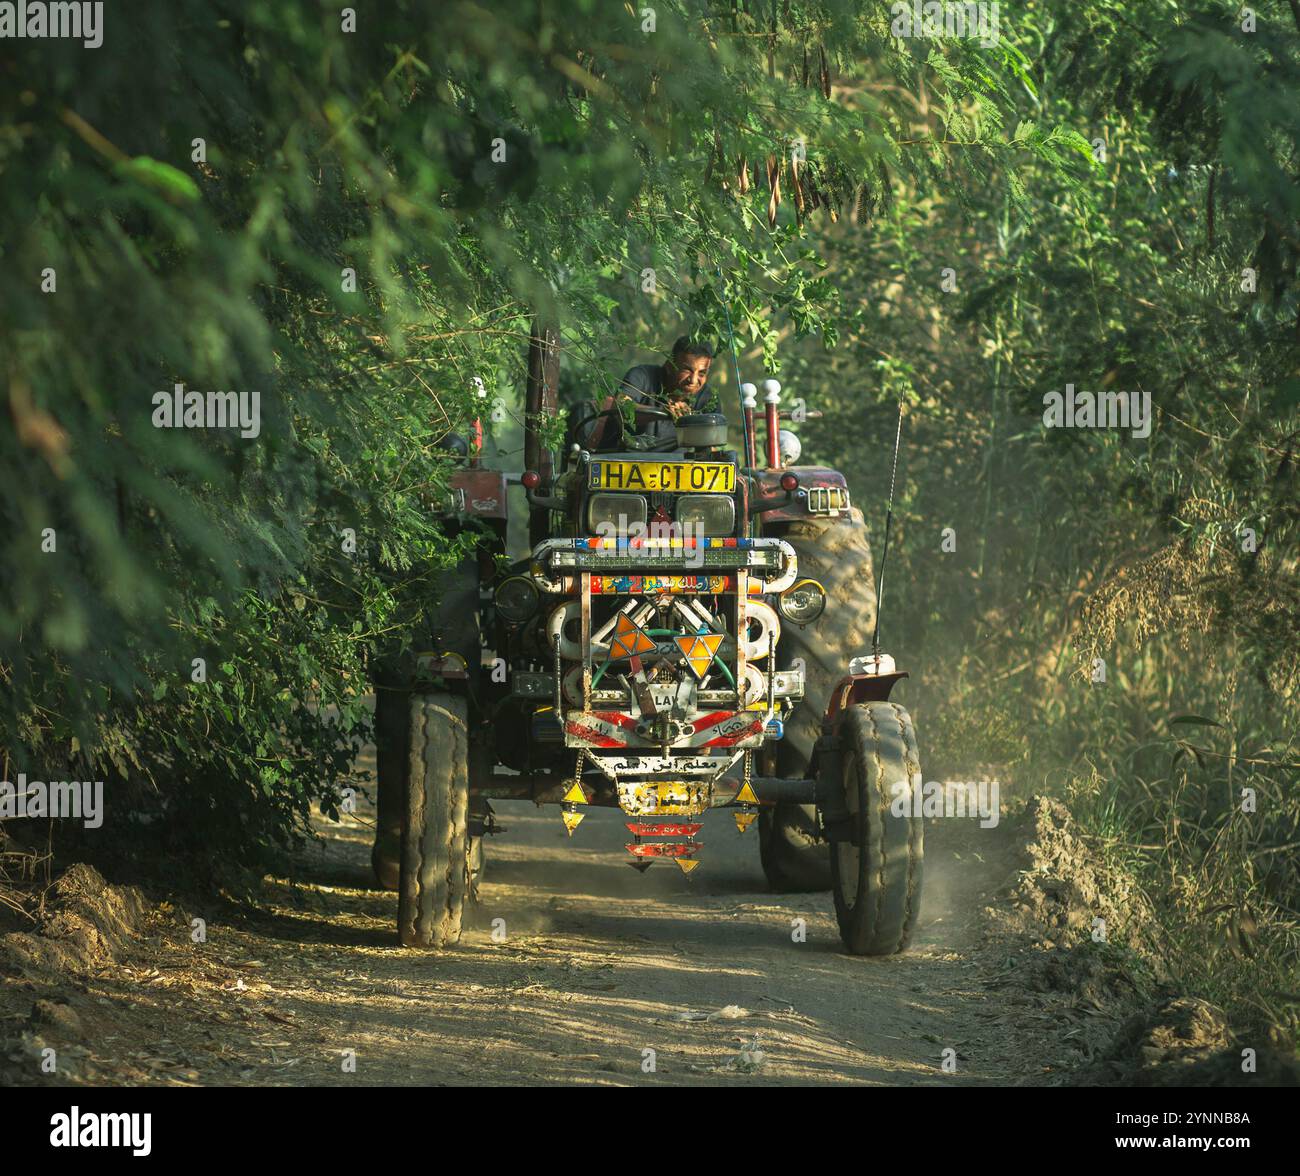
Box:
527;535;806;869
527;536;801;752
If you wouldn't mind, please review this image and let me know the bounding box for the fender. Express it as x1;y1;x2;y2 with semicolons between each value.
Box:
823;671;909;724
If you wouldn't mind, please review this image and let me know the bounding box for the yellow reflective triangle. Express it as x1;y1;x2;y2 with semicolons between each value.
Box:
561;781;587;805
734;811;758;833
561;810;585;835
697;631;724;659
612;612;656;658
675;631;724;680
735;781;759;806
675;857;701;874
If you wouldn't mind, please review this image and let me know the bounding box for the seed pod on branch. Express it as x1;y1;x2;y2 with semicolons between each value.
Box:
704;127;721;186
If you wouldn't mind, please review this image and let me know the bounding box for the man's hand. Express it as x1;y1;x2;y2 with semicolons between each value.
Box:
667;397;689;420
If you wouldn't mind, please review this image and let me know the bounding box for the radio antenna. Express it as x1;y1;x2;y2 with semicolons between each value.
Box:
871;397;905;656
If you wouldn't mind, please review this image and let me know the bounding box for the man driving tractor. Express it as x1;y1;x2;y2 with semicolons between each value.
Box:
587;336;719;447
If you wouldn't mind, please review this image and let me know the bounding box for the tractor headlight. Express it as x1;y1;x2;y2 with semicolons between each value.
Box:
587;493;647;535
494;576;539;624
675;494;735;536
778;578;826;625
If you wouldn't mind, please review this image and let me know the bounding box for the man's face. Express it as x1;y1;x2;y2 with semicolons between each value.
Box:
668;352;711;400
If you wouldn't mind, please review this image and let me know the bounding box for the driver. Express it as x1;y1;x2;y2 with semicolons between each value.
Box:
590;337;718;447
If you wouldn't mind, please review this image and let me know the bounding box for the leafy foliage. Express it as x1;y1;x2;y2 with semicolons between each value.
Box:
1;1;1052;868
2;1;1295;1044
782;0;1300;1043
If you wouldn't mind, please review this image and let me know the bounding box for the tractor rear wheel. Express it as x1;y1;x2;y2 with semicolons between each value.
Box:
764;507;876;892
372;555;481;891
398;693;472;949
829;702;924;955
371;686;408;891
467;835;485;898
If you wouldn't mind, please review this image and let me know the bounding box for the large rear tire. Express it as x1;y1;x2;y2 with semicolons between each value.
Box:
764;507;876;892
398;693;471;949
829;701;924;956
371;686;408;891
372;555;480;891
466;834;485;902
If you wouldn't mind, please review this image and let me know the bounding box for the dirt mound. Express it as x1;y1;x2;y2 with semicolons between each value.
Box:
1017;943;1144;1005
996;797;1156;955
981;800;1298;1087
0;863;147;981
986;797;1158;1008
1079;997;1300;1087
976;799;1160;1079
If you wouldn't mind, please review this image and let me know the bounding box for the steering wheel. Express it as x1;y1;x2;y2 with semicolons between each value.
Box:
568;403;675;453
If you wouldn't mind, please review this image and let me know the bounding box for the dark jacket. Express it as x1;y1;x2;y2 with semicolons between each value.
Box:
617;364;716;441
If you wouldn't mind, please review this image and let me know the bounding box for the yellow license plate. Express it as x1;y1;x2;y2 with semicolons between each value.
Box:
589;460;735;494
617;780;710;816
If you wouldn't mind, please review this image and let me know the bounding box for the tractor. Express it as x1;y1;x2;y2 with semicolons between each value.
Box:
370;323;924;955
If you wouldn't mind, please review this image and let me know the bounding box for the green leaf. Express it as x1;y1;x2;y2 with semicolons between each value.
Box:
113;156;202;203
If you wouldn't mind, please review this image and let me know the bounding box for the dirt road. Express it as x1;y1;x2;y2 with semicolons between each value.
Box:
255;803;1028;1085
7;725;1106;1087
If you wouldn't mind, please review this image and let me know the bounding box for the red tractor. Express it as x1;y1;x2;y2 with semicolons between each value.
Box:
371;325;923;955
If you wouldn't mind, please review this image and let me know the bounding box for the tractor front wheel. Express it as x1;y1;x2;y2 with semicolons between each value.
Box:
828;701;924;956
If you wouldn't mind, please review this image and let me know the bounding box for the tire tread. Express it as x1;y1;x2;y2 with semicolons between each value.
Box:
398;694;469;949
830;701;924;955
